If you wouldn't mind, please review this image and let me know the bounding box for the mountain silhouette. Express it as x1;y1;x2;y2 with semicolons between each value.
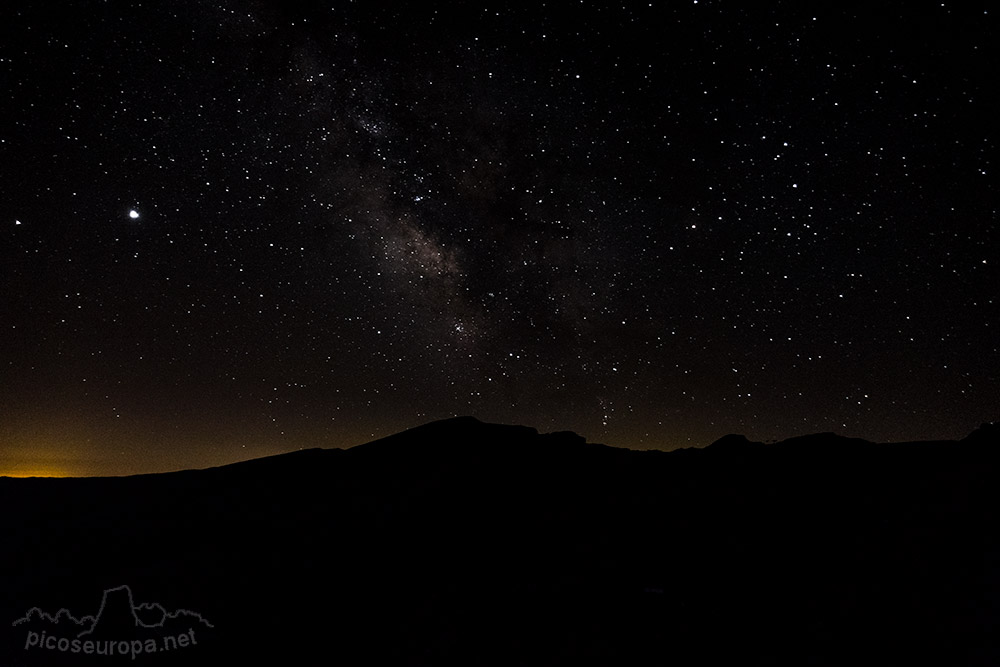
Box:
81;585;140;637
12;583;214;642
3;417;999;666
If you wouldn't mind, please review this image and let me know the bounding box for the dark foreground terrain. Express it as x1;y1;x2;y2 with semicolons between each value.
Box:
3;417;999;666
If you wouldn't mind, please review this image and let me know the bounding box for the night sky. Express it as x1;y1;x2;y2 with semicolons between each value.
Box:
2;2;996;477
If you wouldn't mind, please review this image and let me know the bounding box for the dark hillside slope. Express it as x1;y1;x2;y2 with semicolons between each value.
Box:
3;418;998;666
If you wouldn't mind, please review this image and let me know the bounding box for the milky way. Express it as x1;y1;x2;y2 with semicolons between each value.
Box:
1;2;996;475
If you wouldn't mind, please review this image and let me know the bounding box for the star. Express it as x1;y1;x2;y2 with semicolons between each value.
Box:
128;209;140;220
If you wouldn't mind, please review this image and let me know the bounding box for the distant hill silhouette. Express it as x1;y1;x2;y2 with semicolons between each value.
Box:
3;417;999;666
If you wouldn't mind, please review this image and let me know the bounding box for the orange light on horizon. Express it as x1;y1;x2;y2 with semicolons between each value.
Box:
0;468;76;479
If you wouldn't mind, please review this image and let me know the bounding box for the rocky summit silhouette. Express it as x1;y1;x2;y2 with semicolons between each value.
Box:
3;417;999;666
81;586;140;638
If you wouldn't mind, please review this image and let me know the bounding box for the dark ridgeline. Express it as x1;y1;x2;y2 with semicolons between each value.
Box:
2;417;999;666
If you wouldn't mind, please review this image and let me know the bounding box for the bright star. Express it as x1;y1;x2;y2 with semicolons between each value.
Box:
129;209;140;219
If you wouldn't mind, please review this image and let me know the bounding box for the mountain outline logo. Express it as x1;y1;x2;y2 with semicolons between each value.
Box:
13;585;214;659
12;584;214;637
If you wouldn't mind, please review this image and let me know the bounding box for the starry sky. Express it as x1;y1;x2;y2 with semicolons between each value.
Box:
2;1;997;476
